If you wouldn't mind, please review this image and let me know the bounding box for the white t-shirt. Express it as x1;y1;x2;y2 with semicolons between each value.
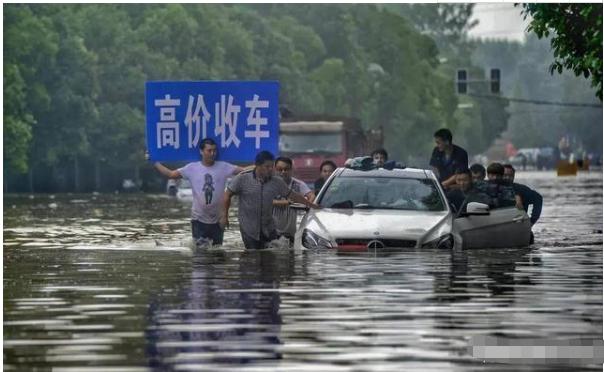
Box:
178;161;236;224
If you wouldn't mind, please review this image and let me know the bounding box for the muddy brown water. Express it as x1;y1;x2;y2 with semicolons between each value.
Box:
3;171;602;371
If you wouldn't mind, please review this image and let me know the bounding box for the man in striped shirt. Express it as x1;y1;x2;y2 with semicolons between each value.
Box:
272;157;315;242
221;151;320;250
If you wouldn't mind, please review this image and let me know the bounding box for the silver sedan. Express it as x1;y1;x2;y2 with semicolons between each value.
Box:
293;167;531;251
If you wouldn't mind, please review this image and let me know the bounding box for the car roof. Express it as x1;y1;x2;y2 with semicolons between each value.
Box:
336;167;435;180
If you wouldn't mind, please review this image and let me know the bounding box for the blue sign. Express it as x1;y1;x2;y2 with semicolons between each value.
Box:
145;81;279;162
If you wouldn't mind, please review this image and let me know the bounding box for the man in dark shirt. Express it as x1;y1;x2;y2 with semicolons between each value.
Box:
470;163;486;183
446;169;491;214
503;164;543;226
486;162;520;209
446;169;474;213
430;128;469;190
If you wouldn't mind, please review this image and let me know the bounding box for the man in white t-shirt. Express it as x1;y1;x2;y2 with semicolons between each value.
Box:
152;138;246;245
272;157;315;241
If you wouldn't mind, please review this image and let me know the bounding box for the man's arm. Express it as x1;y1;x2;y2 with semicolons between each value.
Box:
288;191;320;209
529;190;543;225
441;174;456;188
233;164;255;175
305;191;316;203
154;162;182;179
515;194;524;210
220;189;234;229
273;199;290;207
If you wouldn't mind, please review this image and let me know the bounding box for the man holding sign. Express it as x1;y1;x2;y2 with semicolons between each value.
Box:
146;81;282;247
152;138;246;245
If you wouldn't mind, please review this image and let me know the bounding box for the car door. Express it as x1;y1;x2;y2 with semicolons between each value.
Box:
453;207;531;249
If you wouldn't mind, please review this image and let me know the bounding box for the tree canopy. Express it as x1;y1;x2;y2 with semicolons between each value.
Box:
520;3;603;100
7;4;597;192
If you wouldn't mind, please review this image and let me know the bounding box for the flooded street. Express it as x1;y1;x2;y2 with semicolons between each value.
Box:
3;171;602;371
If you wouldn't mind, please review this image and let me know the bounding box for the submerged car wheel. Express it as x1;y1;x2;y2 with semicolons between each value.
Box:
437;234;454;249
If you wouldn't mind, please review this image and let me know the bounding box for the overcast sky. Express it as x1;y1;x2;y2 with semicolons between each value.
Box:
468;3;531;43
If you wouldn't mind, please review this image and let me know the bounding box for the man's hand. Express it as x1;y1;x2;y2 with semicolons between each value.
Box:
273;199;290;207
219;215;229;230
144;151;150;162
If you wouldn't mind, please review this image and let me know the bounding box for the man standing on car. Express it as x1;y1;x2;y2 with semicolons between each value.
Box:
272;157;315;242
430;128;468;190
151;138;247;246
221;151;320;250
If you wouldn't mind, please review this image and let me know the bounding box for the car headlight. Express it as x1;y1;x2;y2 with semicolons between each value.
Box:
302;229;333;249
422;233;454;249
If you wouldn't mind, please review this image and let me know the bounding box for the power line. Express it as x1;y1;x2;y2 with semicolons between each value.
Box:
467;93;602;108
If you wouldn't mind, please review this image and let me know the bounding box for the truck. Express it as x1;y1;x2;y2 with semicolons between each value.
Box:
279;114;382;183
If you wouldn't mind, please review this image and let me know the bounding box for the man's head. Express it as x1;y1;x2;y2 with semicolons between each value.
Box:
319;160;337;180
199;138;218;165
455;169;473;193
254;151;275;180
503;164;515;183
371;148;388;167
434;128;453;152
486;162;505;181
275;156;293;183
469;163;486;182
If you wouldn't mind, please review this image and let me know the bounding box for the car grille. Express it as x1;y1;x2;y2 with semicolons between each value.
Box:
335;239;417;248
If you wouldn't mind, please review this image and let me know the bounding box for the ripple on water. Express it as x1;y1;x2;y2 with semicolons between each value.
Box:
3;173;602;371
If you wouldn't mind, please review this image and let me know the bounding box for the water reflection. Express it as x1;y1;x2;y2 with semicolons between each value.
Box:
3;171;603;371
145;249;297;369
432;247;542;303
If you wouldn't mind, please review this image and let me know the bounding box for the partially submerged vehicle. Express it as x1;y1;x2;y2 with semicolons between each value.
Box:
167;179;193;202
293;166;531;251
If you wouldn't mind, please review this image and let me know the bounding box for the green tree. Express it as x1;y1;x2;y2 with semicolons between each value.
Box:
520;3;603;100
4;64;33;173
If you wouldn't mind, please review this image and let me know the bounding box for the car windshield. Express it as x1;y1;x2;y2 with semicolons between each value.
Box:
319;176;446;211
279;133;342;154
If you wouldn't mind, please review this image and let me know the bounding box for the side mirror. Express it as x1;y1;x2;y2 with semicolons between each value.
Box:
466;202;489;215
290;203;309;211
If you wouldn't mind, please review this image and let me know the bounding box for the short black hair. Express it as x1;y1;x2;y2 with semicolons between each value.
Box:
319;160;337;171
487;162;505;176
255;150;275;165
275;156;293;167
503;163;515;174
371;148;388;160
455;168;472;177
434;128;453;142
469;163;486;176
199;137;217;150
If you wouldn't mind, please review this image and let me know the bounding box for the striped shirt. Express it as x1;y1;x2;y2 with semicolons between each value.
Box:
272;177;312;237
228;170;291;240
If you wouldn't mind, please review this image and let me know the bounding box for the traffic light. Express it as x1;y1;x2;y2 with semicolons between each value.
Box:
490;68;500;93
456;69;467;94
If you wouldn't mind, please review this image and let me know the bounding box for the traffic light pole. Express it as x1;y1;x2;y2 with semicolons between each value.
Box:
456;68;501;94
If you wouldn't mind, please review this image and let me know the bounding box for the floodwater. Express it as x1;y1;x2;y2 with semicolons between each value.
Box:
3;171;602;371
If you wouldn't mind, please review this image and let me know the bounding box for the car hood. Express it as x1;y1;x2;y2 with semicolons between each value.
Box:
304;208;450;240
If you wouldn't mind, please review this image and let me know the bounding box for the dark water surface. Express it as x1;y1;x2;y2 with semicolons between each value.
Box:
4;171;602;371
